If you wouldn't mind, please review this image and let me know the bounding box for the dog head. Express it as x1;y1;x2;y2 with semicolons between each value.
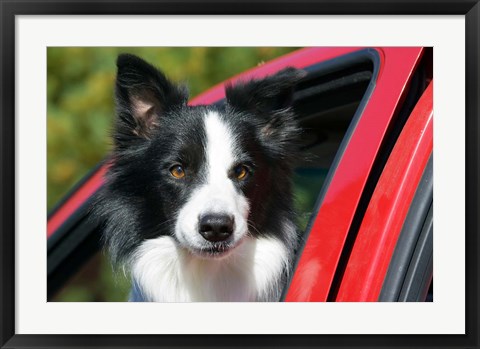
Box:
98;54;305;264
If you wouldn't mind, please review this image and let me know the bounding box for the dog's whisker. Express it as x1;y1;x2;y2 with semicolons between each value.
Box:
246;222;261;237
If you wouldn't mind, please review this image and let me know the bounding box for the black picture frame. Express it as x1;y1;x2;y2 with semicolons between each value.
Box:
1;1;478;348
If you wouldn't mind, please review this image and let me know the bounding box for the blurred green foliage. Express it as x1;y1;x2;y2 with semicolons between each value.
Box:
48;47;300;301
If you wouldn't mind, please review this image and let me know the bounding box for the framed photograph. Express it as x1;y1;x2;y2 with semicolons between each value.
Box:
1;1;478;348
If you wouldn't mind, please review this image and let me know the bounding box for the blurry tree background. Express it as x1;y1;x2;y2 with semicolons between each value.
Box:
48;47;299;301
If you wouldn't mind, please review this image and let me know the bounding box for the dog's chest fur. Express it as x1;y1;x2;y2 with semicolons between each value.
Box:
131;235;290;302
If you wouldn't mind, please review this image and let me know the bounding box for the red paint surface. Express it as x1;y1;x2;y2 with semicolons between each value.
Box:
335;82;433;301
284;47;424;302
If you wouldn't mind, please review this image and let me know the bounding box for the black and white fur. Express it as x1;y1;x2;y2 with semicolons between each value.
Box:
93;54;305;302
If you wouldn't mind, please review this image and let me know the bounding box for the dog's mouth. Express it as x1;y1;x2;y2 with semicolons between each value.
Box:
188;240;240;260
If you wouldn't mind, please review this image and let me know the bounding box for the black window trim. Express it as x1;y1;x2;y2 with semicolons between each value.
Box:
379;155;433;302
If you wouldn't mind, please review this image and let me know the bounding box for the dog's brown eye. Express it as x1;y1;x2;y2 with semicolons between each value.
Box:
170;165;185;179
233;165;249;181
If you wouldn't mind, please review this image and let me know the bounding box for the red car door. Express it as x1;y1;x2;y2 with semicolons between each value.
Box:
284;47;430;302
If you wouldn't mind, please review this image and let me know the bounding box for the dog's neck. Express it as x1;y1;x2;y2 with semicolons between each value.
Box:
130;235;290;302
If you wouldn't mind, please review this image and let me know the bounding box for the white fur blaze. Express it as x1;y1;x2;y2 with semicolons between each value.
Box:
174;111;249;251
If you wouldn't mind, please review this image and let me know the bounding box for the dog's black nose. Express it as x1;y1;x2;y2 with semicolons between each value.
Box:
198;214;235;242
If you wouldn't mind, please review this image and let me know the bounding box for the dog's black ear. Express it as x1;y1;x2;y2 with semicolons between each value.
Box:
114;54;188;146
226;68;306;158
225;67;305;115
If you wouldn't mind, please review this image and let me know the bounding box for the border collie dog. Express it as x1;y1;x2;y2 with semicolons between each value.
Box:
93;54;305;302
